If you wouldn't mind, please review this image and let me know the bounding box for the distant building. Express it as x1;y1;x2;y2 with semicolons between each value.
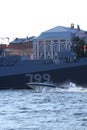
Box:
8;36;35;59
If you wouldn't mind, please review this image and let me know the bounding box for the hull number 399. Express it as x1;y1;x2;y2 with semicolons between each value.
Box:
26;73;51;82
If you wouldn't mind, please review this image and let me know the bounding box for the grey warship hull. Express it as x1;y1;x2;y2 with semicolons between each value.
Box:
0;60;87;89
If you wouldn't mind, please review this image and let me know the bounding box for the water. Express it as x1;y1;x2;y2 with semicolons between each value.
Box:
0;85;87;130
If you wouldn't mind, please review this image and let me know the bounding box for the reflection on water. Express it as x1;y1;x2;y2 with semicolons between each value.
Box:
0;84;87;130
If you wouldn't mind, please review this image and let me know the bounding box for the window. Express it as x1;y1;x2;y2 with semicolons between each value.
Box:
53;44;58;52
39;45;44;52
60;39;66;51
46;45;51;52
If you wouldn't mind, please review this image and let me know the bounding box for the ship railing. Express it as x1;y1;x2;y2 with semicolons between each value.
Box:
19;59;54;64
0;55;18;66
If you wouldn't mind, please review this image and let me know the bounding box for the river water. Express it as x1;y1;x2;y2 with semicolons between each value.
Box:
0;85;87;130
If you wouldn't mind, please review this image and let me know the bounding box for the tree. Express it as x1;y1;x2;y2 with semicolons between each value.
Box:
72;36;86;57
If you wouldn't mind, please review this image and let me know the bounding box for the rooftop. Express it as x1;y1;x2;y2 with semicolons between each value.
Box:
38;25;85;39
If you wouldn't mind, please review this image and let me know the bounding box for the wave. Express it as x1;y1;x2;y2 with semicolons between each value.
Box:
32;82;87;93
58;82;87;92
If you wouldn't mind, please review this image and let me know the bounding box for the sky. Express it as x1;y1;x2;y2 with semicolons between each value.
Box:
0;0;87;38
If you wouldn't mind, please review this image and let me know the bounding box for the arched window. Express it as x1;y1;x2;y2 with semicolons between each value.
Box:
53;44;58;52
39;45;44;52
46;45;51;52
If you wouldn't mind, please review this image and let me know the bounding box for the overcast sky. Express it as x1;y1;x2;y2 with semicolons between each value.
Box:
0;0;87;38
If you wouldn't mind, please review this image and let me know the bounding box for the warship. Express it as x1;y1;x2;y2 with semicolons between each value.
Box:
0;24;87;89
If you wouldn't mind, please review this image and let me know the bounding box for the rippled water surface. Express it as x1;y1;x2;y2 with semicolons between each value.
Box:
0;86;87;130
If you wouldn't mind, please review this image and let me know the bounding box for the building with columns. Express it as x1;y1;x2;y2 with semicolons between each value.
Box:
34;24;85;60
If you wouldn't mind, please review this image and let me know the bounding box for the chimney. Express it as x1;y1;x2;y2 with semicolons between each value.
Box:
71;23;74;28
77;25;80;30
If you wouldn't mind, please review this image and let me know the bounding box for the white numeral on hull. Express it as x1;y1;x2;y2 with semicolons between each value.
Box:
26;73;51;82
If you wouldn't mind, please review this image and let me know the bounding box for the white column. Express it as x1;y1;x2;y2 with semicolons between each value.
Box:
58;40;60;52
51;40;53;59
44;40;46;59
